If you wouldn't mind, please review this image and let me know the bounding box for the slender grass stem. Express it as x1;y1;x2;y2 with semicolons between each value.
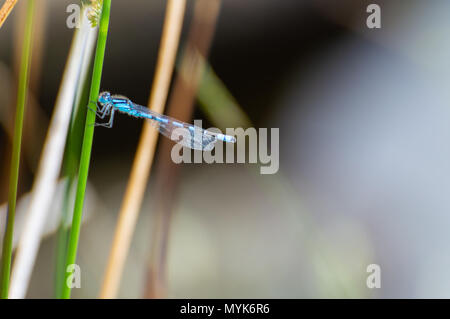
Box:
0;0;34;299
144;0;221;298
54;73;91;298
0;0;19;29
7;3;98;298
61;0;111;299
54;9;96;298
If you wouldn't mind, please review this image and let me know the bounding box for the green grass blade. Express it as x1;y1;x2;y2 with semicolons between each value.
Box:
54;17;95;297
54;72;90;298
61;0;111;299
0;0;35;299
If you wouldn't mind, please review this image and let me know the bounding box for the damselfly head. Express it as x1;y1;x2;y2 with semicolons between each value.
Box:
98;91;112;104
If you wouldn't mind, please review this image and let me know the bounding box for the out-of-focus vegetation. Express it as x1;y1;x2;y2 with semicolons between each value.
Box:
0;0;449;299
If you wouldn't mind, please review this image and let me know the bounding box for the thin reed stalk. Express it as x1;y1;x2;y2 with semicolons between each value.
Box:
61;0;111;299
0;0;35;299
0;0;19;29
8;6;98;299
54;7;97;298
54;56;94;299
99;0;187;298
144;0;222;298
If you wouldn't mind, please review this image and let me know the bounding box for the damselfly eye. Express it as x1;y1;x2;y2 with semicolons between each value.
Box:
98;91;112;104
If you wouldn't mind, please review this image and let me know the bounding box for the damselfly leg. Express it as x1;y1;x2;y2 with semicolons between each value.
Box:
94;109;115;128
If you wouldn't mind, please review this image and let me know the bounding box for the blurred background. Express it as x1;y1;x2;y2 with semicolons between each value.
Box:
1;0;450;298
